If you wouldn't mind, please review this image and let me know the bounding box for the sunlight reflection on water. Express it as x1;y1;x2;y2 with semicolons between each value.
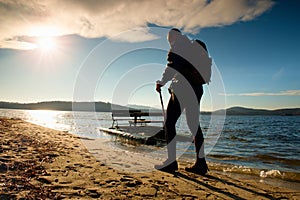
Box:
26;110;58;128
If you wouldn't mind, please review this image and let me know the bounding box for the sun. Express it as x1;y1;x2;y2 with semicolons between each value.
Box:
37;36;56;52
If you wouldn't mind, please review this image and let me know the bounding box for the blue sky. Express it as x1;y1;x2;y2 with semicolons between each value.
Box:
0;0;299;111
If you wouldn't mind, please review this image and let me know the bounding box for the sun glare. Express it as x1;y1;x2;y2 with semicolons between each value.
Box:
27;110;58;129
37;36;56;52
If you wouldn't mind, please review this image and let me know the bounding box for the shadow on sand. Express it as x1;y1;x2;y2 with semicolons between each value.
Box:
173;171;282;200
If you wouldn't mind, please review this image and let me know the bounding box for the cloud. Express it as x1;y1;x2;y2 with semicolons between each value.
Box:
223;90;300;97
0;0;274;50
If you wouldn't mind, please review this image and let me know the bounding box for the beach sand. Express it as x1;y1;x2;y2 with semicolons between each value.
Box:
0;118;299;199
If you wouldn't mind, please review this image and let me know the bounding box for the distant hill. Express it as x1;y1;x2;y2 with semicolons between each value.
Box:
127;104;161;111
0;101;160;113
0;101;125;112
213;106;300;116
0;102;299;115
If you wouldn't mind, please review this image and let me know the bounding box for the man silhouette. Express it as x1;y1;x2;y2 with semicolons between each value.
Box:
155;28;210;175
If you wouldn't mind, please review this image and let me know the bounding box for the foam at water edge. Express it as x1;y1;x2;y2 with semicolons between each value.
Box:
222;165;252;173
260;169;283;178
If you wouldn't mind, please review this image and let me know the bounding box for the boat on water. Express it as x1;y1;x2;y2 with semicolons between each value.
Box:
99;109;192;145
99;125;165;145
98;109;165;145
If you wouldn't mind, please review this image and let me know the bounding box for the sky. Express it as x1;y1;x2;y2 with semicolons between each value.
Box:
0;0;299;111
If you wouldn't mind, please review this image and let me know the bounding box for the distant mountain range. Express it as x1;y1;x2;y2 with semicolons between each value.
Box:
0;101;115;112
0;101;299;116
213;106;300;116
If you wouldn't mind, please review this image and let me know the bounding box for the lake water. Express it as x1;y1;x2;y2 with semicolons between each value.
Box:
1;108;299;182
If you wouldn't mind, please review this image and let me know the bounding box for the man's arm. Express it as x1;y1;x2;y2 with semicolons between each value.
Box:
156;52;177;92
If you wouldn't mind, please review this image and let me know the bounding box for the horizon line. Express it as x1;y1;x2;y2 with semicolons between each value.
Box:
0;100;299;112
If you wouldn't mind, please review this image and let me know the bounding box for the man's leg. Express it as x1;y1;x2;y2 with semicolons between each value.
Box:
185;86;208;174
155;93;182;172
189;128;208;175
165;93;182;162
185;107;205;162
194;127;205;162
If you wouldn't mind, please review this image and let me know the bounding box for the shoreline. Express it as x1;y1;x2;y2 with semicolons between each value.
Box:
1;118;299;199
84;135;300;184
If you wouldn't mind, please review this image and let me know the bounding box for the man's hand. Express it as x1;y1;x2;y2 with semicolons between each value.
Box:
156;83;163;92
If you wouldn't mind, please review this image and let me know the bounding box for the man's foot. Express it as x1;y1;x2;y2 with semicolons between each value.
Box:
154;160;178;173
185;159;209;175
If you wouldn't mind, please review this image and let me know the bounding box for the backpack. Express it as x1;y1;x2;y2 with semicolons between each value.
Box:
189;40;212;85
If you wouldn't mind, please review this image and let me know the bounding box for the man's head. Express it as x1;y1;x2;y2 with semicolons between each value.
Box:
168;28;181;46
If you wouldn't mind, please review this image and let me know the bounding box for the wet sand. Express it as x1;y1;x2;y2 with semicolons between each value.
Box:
0;118;299;199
